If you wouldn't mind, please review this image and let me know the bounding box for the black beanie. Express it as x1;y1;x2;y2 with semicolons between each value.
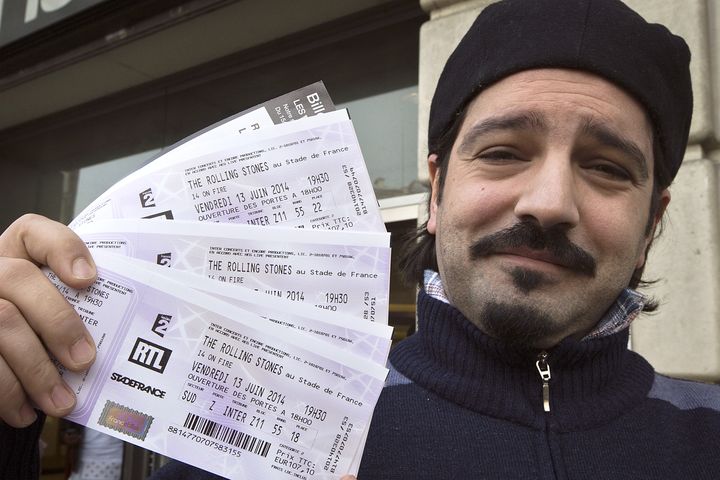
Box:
428;0;692;184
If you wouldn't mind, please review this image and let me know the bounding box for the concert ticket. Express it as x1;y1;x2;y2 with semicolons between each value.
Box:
48;253;388;479
88;253;392;363
75;219;390;323
70;109;385;233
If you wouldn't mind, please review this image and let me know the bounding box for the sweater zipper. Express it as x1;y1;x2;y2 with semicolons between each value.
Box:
536;351;551;412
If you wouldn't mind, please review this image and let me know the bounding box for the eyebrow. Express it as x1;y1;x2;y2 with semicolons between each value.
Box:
456;110;651;181
579;118;649;181
456;111;547;155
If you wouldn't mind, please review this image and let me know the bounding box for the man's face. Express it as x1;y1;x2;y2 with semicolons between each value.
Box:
427;69;669;349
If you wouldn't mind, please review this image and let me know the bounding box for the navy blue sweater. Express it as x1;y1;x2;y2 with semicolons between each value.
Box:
357;291;720;479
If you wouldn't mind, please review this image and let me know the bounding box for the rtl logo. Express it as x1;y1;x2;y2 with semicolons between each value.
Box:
128;338;171;373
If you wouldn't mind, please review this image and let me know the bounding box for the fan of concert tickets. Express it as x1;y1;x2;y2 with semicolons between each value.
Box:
48;82;393;480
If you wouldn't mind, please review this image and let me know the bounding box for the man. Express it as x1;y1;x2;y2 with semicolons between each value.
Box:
0;0;718;479
348;0;720;478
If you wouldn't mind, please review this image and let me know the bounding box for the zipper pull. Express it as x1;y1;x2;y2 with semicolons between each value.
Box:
535;352;551;412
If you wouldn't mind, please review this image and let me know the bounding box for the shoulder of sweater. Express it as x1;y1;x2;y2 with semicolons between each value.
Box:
648;373;720;412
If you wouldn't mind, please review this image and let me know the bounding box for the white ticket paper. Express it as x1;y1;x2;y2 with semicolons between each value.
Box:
75;219;391;323
48;253;387;479
70;110;385;233
90;253;392;363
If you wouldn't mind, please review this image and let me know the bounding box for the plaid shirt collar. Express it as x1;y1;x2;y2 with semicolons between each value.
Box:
423;270;645;340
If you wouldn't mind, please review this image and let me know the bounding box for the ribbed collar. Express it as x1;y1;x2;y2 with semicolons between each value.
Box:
390;290;655;431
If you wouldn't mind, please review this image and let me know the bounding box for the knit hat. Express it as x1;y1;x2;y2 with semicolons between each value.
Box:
428;0;692;183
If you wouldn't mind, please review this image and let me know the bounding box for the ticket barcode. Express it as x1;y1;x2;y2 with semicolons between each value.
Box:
183;412;272;457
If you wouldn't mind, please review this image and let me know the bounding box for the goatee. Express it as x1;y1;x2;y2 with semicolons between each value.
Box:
479;300;564;349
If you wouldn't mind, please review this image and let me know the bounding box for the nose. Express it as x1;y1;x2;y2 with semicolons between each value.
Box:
513;156;580;229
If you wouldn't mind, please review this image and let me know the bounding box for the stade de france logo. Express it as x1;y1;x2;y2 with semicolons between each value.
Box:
151;314;173;338
128;337;172;374
139;188;156;208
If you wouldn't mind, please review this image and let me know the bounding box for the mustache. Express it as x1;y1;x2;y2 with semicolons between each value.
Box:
469;221;597;277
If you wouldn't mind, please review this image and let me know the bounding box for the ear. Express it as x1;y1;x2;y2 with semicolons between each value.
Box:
426;154;441;235
635;188;671;269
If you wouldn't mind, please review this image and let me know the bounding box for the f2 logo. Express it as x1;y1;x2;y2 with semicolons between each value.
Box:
139;188;156;208
128;338;171;373
151;314;172;338
156;253;172;267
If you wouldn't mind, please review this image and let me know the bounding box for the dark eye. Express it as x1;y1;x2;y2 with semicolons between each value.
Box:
588;163;632;181
476;149;523;162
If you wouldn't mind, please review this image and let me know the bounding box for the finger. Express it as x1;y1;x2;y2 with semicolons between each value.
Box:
340;476;358;480
0;299;77;423
0;214;96;289
0;354;38;428
0;258;96;372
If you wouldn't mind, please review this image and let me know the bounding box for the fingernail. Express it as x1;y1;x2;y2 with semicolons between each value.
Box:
72;257;95;280
51;384;76;411
70;337;95;365
19;403;37;426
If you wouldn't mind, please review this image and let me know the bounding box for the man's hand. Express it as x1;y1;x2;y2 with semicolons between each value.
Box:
0;214;97;427
340;476;357;479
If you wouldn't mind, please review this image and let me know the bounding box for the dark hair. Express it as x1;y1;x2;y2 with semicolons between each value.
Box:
627;127;671;312
397;107;465;287
398;105;671;312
